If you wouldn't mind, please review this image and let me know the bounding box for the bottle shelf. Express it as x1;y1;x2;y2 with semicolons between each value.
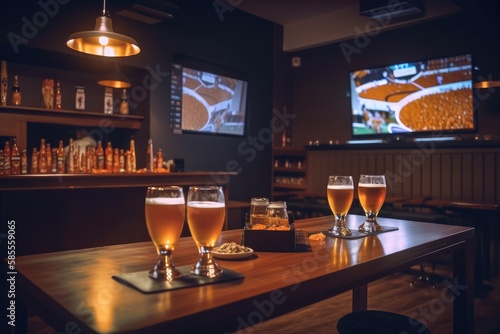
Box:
274;167;306;173
272;147;308;200
0;105;143;128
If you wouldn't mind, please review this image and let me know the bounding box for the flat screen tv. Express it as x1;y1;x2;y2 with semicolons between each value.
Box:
349;53;475;139
170;59;248;137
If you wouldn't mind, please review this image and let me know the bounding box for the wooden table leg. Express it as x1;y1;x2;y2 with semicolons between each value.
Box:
352;284;368;311
453;238;475;334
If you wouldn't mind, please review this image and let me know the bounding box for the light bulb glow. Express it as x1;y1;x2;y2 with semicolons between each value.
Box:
99;36;109;46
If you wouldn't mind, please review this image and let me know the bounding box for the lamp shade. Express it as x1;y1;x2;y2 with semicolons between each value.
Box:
97;61;132;88
67;13;140;57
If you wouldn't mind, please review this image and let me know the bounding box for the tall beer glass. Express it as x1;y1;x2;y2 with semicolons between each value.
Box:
327;176;354;237
145;186;185;280
187;186;225;277
358;175;386;233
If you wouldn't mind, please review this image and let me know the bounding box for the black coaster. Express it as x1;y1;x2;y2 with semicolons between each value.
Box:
112;265;244;293
321;225;399;239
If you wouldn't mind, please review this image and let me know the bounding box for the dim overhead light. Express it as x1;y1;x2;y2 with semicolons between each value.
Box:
66;0;140;57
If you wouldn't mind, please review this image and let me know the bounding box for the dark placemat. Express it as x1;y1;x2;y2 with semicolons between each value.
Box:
320;225;399;239
112;265;244;293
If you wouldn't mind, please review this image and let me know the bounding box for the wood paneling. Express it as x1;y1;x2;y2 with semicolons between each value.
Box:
307;145;500;204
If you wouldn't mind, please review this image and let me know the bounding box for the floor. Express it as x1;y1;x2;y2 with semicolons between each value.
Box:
26;263;500;334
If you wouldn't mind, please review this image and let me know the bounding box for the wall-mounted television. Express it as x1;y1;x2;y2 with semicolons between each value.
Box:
170;57;248;137
349;53;475;139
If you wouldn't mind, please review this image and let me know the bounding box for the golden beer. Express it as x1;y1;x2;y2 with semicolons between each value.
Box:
187;201;225;247
327;185;354;215
145;197;185;250
358;184;386;213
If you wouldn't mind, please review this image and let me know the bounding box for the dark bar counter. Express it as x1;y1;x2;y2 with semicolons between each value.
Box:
0;172;236;255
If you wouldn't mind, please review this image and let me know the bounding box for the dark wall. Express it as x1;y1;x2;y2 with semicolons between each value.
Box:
288;3;500;147
0;0;276;201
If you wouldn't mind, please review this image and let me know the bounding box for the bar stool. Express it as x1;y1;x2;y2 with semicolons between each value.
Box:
337;310;431;334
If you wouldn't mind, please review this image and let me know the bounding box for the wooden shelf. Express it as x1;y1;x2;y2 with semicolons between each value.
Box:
272;147;307;200
273;167;306;173
272;184;306;190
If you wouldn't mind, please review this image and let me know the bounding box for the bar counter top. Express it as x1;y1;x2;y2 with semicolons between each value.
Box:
0;171;237;191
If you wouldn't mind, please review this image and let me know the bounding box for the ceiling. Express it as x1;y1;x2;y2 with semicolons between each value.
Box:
233;0;464;51
236;0;355;26
109;0;465;52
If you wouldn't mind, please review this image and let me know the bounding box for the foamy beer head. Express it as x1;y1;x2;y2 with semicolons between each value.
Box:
358;175;386;213
145;197;185;205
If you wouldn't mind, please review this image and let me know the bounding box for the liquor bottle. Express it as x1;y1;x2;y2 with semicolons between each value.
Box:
67;138;74;173
130;138;136;172
120;89;129;115
80;149;86;174
0;149;4;175
75;146;81;173
3;141;11;175
31;148;38;174
119;149;125;173
10;138;20;174
156;149;163;170
105;141;113;171
46;143;52;173
12;75;21;106
90;145;97;170
86;145;95;172
21;149;27;174
1;61;7;106
112;148;119;173
83;146;89;172
125;150;132;173
51;148;57;173
57;140;65;173
146;139;153;173
55;80;62;109
96;141;104;170
39;138;47;174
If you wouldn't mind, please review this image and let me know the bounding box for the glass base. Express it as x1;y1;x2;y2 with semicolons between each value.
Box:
328;215;352;237
190;261;223;278
358;220;384;233
191;246;223;278
328;225;352;237
148;255;182;281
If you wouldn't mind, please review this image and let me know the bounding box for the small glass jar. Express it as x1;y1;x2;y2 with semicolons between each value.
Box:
267;201;289;229
248;197;269;229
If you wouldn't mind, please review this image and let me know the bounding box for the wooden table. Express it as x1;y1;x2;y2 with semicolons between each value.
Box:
12;215;475;334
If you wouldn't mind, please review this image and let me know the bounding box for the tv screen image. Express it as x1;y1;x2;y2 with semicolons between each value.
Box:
170;63;248;136
349;54;474;137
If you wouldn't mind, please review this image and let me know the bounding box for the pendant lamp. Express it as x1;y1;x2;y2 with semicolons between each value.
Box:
98;61;132;88
66;0;140;57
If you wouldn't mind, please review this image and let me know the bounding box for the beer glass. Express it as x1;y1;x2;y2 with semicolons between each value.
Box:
327;176;354;237
187;186;225;277
145;186;186;280
358;175;386;233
